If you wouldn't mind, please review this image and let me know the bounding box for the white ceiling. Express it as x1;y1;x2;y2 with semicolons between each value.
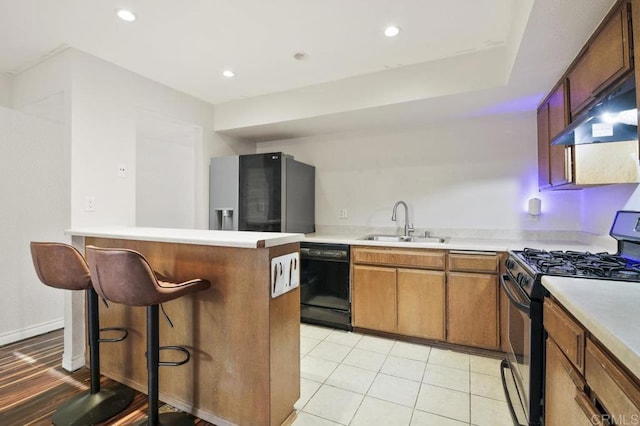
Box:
0;0;618;140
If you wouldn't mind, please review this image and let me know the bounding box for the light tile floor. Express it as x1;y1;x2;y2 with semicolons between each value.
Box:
293;324;513;426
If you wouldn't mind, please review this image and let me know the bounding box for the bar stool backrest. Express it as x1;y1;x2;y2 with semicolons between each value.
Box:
30;242;92;291
86;246;166;307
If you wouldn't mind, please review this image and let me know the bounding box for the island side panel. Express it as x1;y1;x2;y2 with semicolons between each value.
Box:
268;243;301;426
85;237;291;425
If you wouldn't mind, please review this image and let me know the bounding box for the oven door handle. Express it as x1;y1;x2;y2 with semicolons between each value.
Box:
500;274;530;315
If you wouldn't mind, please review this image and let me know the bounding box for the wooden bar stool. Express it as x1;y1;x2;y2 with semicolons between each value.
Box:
85;246;210;426
29;242;135;426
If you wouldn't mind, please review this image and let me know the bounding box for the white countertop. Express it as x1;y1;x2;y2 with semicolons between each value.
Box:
304;232;615;253
542;276;640;380
66;226;304;249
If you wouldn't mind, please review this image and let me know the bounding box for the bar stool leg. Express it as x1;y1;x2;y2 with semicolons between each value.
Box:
149;304;160;425
51;289;134;426
134;305;194;426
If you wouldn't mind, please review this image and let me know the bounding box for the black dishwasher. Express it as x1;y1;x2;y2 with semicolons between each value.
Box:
300;242;351;330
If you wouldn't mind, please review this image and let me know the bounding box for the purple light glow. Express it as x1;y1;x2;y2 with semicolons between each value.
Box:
469;93;545;117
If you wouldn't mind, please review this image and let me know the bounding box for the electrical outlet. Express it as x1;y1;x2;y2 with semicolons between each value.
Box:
117;164;127;178
338;208;348;219
84;196;96;212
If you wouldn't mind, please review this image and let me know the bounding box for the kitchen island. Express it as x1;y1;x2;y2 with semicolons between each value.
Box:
66;227;303;426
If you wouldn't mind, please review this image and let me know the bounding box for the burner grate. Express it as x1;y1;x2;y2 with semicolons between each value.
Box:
516;248;640;281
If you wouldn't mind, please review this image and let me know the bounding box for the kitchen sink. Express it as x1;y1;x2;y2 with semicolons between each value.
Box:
360;234;447;244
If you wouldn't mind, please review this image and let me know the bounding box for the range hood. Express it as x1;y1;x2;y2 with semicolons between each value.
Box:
552;74;638;146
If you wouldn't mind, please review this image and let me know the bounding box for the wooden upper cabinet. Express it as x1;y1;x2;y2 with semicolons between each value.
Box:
548;82;567;140
549;83;572;187
537;102;551;189
537;82;571;189
567;2;631;117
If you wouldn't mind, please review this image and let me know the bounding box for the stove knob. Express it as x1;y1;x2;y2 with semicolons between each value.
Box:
505;259;515;269
516;273;523;286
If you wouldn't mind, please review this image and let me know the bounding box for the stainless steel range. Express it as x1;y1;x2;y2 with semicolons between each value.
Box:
501;210;640;426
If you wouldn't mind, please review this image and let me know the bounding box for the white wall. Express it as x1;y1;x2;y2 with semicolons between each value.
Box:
2;48;254;350
258;112;583;233
0;74;12;107
580;184;640;235
71;51;217;227
215;48;508;132
67;49;254;229
136;111;198;228
0;106;67;345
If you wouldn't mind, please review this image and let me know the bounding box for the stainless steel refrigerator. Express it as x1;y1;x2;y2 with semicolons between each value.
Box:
209;152;315;233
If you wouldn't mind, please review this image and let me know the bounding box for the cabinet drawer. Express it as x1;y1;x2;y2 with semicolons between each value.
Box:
585;338;640;420
352;247;445;270
447;252;498;273
544;298;585;372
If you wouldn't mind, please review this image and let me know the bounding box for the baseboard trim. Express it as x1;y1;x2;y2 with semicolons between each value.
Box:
62;351;85;372
0;318;64;346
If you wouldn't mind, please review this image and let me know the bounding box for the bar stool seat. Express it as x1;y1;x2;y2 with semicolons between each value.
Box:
86;246;210;426
30;242;134;426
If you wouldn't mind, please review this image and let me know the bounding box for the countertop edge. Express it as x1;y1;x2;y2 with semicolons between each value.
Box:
65;227;304;249
303;234;613;253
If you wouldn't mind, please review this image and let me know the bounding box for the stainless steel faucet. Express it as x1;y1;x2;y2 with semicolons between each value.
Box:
392;201;415;237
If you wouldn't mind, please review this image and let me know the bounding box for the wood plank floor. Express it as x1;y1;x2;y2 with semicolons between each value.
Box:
0;330;215;425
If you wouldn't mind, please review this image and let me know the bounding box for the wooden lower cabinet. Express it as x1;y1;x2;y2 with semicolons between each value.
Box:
352;264;397;333
447;272;499;349
545;338;596;425
351;247;504;350
585;338;640;423
397;269;445;340
544;297;640;425
352;265;445;340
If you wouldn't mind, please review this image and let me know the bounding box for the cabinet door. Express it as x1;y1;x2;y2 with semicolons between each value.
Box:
567;51;593;117
544;297;585;373
537;102;551;189
548;83;572;187
447;272;499;349
568;2;631;117
352;265;396;333
585;338;640;421
397;269;445;341
545;338;591;426
538;83;571;189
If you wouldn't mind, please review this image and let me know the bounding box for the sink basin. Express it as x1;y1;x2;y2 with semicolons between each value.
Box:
360;234;447;244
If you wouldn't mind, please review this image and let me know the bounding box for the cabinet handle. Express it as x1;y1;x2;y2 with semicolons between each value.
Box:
575;392;608;425
556;341;584;389
576;334;583;369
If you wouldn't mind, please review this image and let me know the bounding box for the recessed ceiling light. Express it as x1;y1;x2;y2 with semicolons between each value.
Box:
115;9;136;22
223;70;235;78
384;26;400;37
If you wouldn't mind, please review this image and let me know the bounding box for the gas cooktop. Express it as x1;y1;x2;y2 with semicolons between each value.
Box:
513;248;640;281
